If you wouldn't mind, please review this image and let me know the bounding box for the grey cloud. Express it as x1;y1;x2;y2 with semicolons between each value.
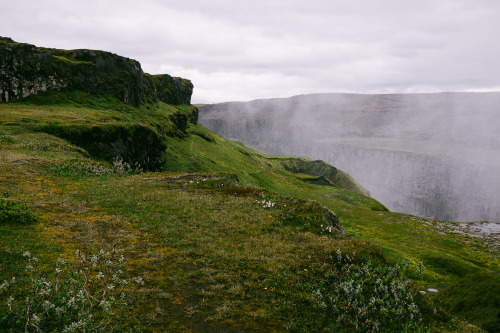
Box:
1;0;500;102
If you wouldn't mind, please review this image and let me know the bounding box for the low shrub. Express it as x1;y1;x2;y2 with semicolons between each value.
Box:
0;249;143;332
0;201;38;225
50;157;142;178
281;249;426;332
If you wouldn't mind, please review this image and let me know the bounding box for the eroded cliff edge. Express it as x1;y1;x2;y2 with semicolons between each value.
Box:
198;93;500;222
0;37;193;106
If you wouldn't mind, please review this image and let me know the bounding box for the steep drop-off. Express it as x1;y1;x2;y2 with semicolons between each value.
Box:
198;92;500;222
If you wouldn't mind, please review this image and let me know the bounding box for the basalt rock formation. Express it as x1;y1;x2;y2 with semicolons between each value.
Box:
0;37;192;106
41;122;168;171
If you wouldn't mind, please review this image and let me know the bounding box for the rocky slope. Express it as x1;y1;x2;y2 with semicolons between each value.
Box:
0;37;192;106
198;92;500;222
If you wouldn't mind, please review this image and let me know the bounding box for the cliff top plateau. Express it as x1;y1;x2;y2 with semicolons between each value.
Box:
0;36;193;106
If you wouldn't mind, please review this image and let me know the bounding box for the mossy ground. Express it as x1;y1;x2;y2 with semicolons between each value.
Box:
0;92;498;332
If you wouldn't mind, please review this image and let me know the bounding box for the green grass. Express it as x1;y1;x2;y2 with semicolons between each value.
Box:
53;55;94;66
0;92;497;332
436;272;500;332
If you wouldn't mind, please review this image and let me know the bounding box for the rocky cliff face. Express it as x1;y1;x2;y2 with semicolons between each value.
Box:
0;37;192;106
198;92;500;222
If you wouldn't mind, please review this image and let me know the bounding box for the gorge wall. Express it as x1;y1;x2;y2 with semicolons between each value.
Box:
0;37;193;106
198;92;500;222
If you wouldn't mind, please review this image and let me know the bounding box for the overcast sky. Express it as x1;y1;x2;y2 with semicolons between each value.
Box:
2;0;500;103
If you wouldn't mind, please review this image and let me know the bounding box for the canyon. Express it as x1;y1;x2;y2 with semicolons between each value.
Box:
199;92;500;222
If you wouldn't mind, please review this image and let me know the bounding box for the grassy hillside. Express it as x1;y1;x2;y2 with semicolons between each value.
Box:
0;92;498;332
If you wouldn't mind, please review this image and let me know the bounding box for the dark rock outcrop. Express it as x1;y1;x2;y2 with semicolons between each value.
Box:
320;206;345;235
0;37;193;106
40;122;167;171
282;199;346;236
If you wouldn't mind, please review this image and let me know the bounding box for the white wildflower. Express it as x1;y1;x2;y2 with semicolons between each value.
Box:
31;313;41;325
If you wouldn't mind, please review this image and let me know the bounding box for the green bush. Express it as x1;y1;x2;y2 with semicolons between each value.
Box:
281;249;426;332
0;201;38;225
318;250;421;332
